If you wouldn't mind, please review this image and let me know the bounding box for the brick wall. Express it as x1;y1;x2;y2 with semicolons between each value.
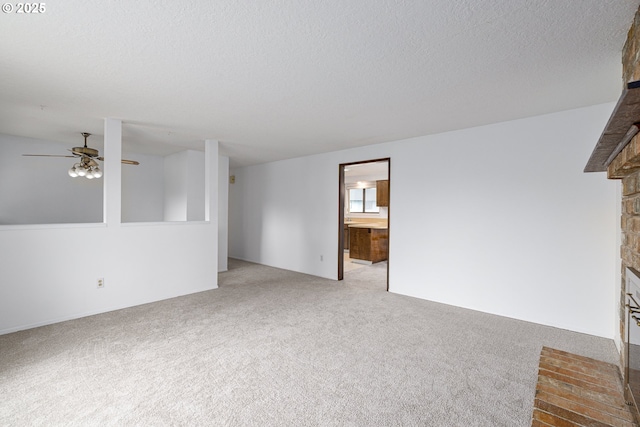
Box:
609;6;640;371
623;11;640;84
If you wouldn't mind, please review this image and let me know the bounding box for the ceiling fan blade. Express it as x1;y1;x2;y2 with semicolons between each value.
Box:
96;156;140;166
22;154;77;158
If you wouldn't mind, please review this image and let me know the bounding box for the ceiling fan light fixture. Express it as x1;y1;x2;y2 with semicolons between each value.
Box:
68;159;103;179
23;132;138;179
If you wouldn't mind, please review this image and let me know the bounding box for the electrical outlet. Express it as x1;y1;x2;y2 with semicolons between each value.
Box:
97;278;104;289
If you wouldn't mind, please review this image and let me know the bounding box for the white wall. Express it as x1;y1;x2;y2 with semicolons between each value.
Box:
229;103;618;338
164;150;205;221
0;122;220;335
230;154;339;278
164;151;188;221
187;150;205;221
121;151;165;222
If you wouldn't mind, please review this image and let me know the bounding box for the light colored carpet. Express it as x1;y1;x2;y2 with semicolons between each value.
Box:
0;259;619;426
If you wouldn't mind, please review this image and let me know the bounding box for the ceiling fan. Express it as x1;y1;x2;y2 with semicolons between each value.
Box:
22;132;140;179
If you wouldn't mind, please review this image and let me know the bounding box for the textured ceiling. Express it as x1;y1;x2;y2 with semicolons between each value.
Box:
0;0;638;167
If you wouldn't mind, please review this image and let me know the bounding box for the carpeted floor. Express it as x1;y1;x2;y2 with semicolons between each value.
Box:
0;259;619;426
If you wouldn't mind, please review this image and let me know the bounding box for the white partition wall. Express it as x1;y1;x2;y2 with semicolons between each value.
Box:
0;120;220;335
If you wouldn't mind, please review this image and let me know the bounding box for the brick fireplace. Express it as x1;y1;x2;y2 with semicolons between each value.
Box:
608;7;640;372
584;7;640;424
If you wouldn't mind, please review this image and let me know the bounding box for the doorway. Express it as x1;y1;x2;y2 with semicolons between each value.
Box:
338;158;390;291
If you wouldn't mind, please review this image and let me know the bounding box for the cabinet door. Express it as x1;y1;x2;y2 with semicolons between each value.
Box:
370;229;389;263
349;227;371;260
376;180;389;207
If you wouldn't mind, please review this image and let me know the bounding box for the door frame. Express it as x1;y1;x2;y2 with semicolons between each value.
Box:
338;157;390;291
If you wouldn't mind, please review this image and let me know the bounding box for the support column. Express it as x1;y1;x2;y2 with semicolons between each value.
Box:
218;155;229;272
204;139;219;223
205;139;219;275
103;118;122;226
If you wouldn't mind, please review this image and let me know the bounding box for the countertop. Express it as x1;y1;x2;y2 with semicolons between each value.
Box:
346;222;388;230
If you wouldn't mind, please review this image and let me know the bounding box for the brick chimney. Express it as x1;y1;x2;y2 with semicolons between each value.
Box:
608;7;640;371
